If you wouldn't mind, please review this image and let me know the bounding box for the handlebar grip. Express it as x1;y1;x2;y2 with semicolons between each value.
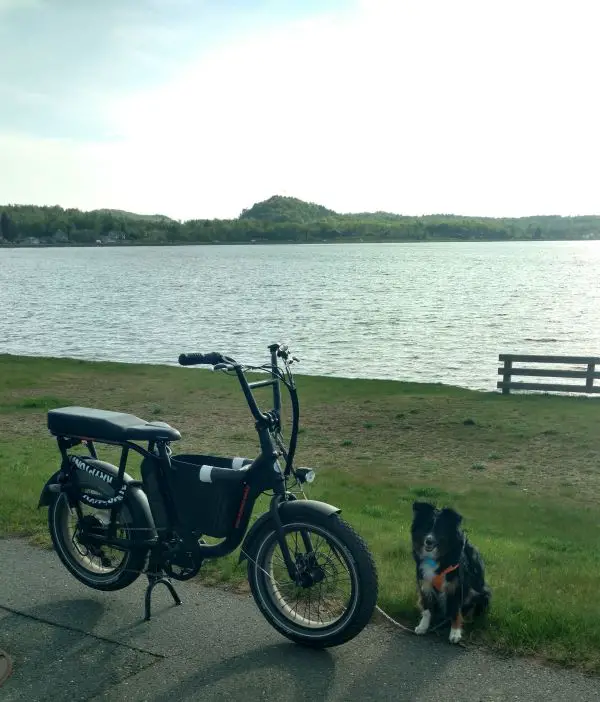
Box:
178;352;224;366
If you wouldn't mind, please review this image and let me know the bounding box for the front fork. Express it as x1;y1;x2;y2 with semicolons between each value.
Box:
269;492;315;584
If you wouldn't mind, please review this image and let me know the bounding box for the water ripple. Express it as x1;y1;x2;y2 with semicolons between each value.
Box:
1;241;600;391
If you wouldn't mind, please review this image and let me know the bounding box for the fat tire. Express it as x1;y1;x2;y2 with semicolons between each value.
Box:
247;512;378;648
48;469;148;591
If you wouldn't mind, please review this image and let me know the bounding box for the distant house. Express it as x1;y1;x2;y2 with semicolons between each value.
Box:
23;237;40;246
53;230;69;244
105;231;126;242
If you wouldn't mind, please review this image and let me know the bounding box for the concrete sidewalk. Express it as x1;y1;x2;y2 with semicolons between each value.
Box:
0;538;597;701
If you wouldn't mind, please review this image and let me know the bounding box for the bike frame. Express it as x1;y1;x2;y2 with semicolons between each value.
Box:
51;342;306;579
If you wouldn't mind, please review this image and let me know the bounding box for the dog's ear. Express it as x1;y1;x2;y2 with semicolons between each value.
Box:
412;501;435;516
439;507;463;528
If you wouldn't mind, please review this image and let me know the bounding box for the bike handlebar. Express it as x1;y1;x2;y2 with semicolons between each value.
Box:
179;344;295;368
177;343;299;475
178;352;227;367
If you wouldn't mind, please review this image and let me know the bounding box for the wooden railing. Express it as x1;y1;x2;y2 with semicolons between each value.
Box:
497;354;600;395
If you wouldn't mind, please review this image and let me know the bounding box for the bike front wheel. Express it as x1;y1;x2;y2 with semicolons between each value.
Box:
247;512;378;648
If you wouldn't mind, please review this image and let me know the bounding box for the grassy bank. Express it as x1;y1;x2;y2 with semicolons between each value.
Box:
1;354;599;671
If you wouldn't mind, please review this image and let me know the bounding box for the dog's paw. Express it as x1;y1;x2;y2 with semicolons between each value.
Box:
449;627;463;644
415;611;431;635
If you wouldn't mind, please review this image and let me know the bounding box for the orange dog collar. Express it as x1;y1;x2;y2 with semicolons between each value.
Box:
432;563;459;591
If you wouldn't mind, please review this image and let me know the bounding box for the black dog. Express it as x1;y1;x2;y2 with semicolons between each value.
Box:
411;501;491;644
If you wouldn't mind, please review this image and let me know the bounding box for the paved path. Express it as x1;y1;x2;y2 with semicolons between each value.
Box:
0;539;597;701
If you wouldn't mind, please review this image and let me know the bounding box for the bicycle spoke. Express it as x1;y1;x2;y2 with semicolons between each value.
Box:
259;522;357;629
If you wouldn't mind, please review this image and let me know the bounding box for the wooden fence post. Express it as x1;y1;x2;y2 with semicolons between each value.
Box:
502;358;512;394
586;362;595;393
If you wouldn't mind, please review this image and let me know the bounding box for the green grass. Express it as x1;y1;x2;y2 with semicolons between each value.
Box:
1;353;600;671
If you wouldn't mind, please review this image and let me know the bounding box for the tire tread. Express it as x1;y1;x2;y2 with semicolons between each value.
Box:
247;513;378;648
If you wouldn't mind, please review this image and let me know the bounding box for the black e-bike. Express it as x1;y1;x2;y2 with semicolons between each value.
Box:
38;343;378;647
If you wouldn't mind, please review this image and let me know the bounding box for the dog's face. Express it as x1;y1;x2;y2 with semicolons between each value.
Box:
411;501;463;562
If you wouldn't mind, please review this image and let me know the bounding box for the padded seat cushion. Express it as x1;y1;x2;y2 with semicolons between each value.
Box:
48;406;181;442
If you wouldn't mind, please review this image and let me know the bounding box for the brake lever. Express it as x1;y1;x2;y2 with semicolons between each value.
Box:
277;349;301;365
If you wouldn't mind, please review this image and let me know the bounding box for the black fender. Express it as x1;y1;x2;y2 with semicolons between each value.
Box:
238;498;341;564
38;469;66;507
38;458;157;540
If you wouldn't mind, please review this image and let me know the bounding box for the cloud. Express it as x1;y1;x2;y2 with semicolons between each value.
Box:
0;0;41;11
0;133;105;208
96;0;600;218
4;8;234;148
2;0;600;218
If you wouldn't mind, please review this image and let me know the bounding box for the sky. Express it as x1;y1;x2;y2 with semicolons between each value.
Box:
1;0;599;221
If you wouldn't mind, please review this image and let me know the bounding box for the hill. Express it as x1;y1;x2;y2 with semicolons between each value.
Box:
91;209;174;223
239;195;335;223
1;197;599;246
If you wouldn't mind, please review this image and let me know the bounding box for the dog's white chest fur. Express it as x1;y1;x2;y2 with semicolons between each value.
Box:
420;559;438;583
420;559;447;603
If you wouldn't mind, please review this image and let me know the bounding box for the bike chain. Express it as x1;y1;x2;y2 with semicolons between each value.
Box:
76;538;281;586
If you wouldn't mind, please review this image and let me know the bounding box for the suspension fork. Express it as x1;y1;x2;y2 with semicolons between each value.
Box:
269;494;316;582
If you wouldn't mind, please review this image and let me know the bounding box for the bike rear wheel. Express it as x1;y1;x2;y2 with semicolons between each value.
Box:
247;513;378;647
48;469;148;591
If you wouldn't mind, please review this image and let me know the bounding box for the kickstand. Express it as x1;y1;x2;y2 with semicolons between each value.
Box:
144;554;182;621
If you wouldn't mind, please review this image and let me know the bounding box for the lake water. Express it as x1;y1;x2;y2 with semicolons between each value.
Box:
1;242;599;391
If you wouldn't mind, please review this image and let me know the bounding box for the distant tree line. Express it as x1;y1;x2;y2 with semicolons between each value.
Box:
1;196;599;246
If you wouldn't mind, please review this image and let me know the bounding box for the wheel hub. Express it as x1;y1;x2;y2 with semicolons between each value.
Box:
75;515;113;566
76;515;106;546
295;553;326;587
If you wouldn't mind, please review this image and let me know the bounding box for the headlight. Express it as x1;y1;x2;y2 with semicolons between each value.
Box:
295;467;316;484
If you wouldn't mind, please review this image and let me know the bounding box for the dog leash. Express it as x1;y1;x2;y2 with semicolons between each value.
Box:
375;605;419;633
377;539;468;636
240;546;449;637
374;549;466;635
375;605;450;635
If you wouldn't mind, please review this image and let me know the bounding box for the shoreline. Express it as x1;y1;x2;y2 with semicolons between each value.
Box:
0;351;496;394
3;352;599;399
2;237;599;249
